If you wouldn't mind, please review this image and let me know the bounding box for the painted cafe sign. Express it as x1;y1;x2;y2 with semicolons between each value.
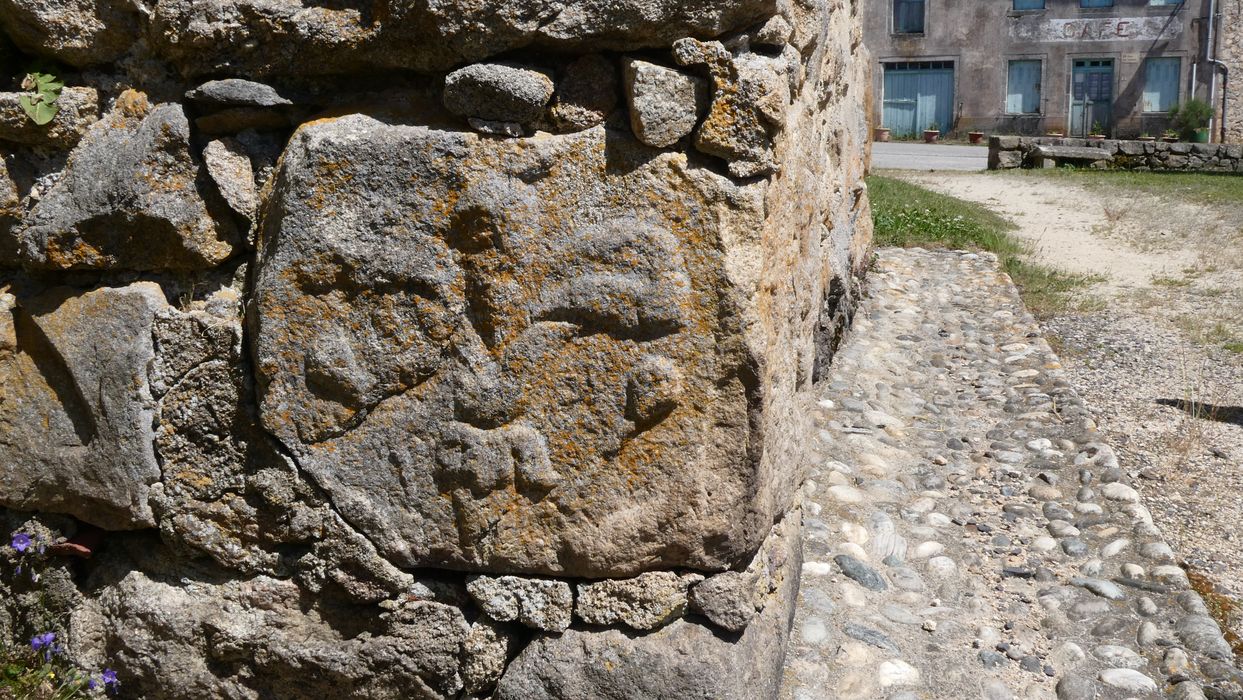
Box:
1011;16;1184;42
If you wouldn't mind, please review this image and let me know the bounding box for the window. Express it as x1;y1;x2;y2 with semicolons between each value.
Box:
1143;57;1180;112
1013;0;1045;9
1007;60;1042;114
1080;0;1113;7
893;0;925;33
1148;0;1179;4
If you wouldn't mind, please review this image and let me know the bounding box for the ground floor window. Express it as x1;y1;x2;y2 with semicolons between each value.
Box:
1006;60;1042;114
1013;0;1045;9
1142;57;1180;112
881;61;955;136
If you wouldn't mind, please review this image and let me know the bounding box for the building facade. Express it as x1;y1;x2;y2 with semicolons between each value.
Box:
864;0;1237;140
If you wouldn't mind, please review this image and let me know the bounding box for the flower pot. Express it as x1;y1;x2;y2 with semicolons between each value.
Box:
923;130;940;144
1193;128;1211;143
1087;134;1106;141
1137;136;1156;142
1044;132;1065;139
1162;136;1179;143
967;131;985;145
874;127;891;142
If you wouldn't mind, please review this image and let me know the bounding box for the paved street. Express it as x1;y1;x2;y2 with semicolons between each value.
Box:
871;141;988;171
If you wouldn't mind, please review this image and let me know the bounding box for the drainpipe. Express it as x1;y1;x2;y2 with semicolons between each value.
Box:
1206;0;1229;140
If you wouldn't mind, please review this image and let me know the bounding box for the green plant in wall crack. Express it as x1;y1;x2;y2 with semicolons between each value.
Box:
19;71;63;126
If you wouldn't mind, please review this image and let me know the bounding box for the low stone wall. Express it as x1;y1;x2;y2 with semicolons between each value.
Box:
989;135;1243;172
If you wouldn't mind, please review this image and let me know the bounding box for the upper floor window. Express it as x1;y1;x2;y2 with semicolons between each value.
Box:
1143;57;1181;112
1014;0;1045;9
1007;60;1042;114
1081;0;1113;7
894;0;925;33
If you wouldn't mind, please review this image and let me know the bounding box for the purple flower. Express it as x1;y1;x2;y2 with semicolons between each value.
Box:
102;668;119;686
30;631;55;650
88;678;98;690
10;532;31;553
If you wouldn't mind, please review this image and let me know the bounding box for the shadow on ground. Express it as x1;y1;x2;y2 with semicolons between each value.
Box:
1156;398;1243;426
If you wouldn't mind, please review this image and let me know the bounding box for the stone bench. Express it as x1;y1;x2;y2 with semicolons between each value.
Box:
1032;145;1114;167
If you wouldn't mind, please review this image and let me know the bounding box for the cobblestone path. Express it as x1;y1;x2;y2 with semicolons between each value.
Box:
781;248;1242;700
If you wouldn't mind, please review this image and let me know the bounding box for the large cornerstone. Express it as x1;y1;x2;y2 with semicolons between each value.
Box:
0;0;872;697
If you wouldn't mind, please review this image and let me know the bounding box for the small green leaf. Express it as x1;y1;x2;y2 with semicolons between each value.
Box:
33;73;63;93
18;70;64;125
19;94;58;125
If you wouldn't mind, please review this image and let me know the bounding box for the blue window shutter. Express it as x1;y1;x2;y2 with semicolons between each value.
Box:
1143;57;1180;112
1013;0;1045;9
1080;0;1112;7
1007;60;1041;114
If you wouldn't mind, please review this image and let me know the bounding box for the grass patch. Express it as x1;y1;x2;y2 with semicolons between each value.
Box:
1225;342;1243;355
1152;275;1192;288
868;175;1099;317
1016;168;1243;207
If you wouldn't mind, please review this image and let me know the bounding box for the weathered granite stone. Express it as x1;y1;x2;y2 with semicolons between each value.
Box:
494;509;801;699
19;91;241;270
0;283;165;529
444;63;555;125
549;54;619;132
463;618;520;695
186;79;295;109
250;113;849;577
466;576;573;632
0;0;139;66
0;156;18;263
689;571;761;631
623;59;706;148
576;571;704;630
203;138;259;224
687;515;785;631
149;0;778;78
0;86;98;148
76;563;469;699
750;14;794;46
673;37;789;177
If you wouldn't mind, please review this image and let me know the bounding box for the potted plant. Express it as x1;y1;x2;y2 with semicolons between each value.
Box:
874;126;891;142
1169;98;1214;142
923;122;940;143
1087;121;1106;140
1044;128;1065;138
1136;132;1156;142
1161;129;1179;143
967;130;986;145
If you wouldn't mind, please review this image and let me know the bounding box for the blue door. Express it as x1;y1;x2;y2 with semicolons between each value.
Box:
883;62;955;137
1071;59;1113;137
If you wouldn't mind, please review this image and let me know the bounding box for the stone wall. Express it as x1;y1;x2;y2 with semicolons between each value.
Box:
988;136;1243;173
0;0;872;697
1221;0;1243;144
